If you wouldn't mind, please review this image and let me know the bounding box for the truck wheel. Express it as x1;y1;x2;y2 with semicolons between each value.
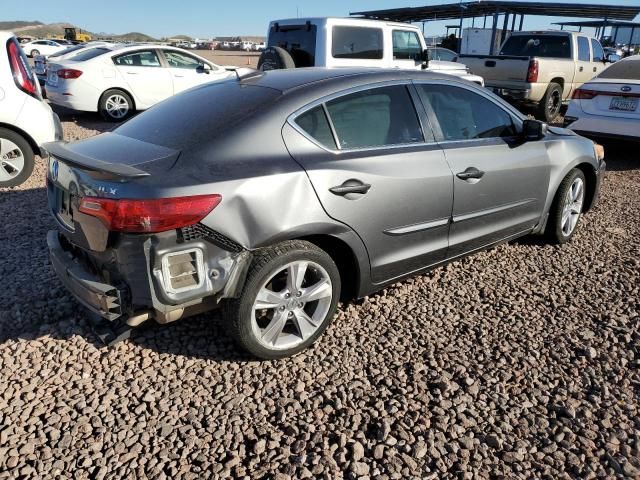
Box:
257;46;295;71
537;82;563;123
223;240;341;359
0;128;35;188
546;168;586;244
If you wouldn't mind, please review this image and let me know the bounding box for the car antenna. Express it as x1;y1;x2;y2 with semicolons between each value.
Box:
225;66;264;81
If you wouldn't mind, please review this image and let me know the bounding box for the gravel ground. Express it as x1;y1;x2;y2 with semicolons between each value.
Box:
1;108;639;479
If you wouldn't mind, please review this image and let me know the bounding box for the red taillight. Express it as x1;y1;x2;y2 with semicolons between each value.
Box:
572;88;598;100
79;194;222;233
526;59;539;83
6;39;39;98
56;68;83;79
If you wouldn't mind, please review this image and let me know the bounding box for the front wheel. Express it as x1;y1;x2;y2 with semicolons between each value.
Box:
546;168;586;244
99;89;134;122
223;241;341;359
0;128;35;188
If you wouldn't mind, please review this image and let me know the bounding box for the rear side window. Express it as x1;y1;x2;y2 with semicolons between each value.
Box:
163;50;205;69
597;59;640;80
392;30;422;60
332;26;383;60
325;85;423;149
268;24;317;67
577;37;591;62
417;84;517;141
591;39;604;62
500;35;571;58
114;50;161;67
295;106;337;149
71;47;111;62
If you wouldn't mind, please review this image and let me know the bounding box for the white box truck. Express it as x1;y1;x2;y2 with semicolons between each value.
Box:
461;28;506;55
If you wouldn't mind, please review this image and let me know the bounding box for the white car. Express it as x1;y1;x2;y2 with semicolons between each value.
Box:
0;32;62;187
21;39;70;58
565;55;640;141
46;45;233;121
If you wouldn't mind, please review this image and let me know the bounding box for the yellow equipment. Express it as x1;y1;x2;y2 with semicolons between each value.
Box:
64;27;92;43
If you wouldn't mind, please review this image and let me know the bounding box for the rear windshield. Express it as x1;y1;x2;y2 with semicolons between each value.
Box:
268;24;317;67
115;81;280;149
597;60;640;80
500;35;572;58
70;47;111;62
50;45;85;58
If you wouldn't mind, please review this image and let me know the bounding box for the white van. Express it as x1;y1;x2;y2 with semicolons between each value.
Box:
259;17;484;85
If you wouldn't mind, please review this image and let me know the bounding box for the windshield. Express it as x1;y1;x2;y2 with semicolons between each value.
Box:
268;24;317;67
597;60;640;80
500;35;572;58
69;47;111;62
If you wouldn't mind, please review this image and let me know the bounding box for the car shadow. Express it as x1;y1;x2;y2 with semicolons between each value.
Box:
50;105;124;135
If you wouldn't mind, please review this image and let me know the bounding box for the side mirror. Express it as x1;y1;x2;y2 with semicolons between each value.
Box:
522;119;546;141
418;49;430;70
605;53;621;63
197;63;212;74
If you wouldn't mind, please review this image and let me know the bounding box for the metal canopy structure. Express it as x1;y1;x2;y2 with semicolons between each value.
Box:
351;1;640;54
351;2;640;23
553;20;640;46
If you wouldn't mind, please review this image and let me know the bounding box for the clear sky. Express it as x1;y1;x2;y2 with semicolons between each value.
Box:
3;0;639;39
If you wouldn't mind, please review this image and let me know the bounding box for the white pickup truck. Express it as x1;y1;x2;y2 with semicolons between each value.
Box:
461;31;617;121
258;17;484;86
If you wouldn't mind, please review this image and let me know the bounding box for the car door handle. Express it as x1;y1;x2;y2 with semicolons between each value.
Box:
126;71;138;75
456;167;485;180
579;66;584;72
329;180;371;196
593;67;597;72
174;74;185;78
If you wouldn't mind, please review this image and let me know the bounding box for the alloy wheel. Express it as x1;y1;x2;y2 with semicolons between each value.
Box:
105;94;130;120
561;177;584;236
251;260;333;350
0;139;25;182
548;89;561;117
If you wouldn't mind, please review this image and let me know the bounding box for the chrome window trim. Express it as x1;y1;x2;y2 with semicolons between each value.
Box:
452;198;537;223
286;80;433;155
384;217;450;236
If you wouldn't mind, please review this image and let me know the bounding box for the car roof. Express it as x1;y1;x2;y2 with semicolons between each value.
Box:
271;17;420;29
240;67;466;93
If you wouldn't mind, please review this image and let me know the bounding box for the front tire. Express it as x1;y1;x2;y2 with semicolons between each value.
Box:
99;89;134;122
0;128;35;188
536;82;563;123
223;241;341;359
546;168;586;244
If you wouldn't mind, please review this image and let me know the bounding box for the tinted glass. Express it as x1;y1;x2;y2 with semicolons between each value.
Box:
392;30;422;60
50;45;85;58
70;47;111;61
429;48;457;61
591;39;604;62
597;59;640;80
417;84;517;141
115;83;280;149
325;85;423;149
114;50;161;67
268;24;317;67
163;50;204;69
295;106;337;149
500;35;571;58
577;37;590;62
332;26;383;60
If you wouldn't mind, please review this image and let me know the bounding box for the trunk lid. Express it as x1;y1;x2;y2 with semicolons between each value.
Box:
577;80;640;119
459;55;531;84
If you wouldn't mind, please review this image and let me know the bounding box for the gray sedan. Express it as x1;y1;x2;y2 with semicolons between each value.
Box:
45;68;605;358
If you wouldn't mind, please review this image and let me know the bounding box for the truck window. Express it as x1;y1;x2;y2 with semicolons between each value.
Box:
268;24;317;67
392;30;422;60
499;35;571;59
577;36;591;62
332;26;383;60
591;39;604;62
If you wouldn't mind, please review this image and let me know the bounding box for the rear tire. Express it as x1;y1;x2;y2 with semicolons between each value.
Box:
0;128;35;188
546;168;586;244
223;240;341;359
99;89;134;122
536;82;563;123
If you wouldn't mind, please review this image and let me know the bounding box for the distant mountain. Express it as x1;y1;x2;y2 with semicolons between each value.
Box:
110;32;159;42
0;20;43;30
11;22;68;38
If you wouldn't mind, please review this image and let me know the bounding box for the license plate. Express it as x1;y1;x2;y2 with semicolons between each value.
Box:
35;62;45;75
609;97;638;112
47;71;58;87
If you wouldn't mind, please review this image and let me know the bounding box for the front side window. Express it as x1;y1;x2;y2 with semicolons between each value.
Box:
591;39;604;62
577;36;591;62
500;35;571;58
417;84;517;141
163;50;206;69
324;85;423;149
332;26;383;60
113;50;161;67
295;106;337;150
392;30;422;60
